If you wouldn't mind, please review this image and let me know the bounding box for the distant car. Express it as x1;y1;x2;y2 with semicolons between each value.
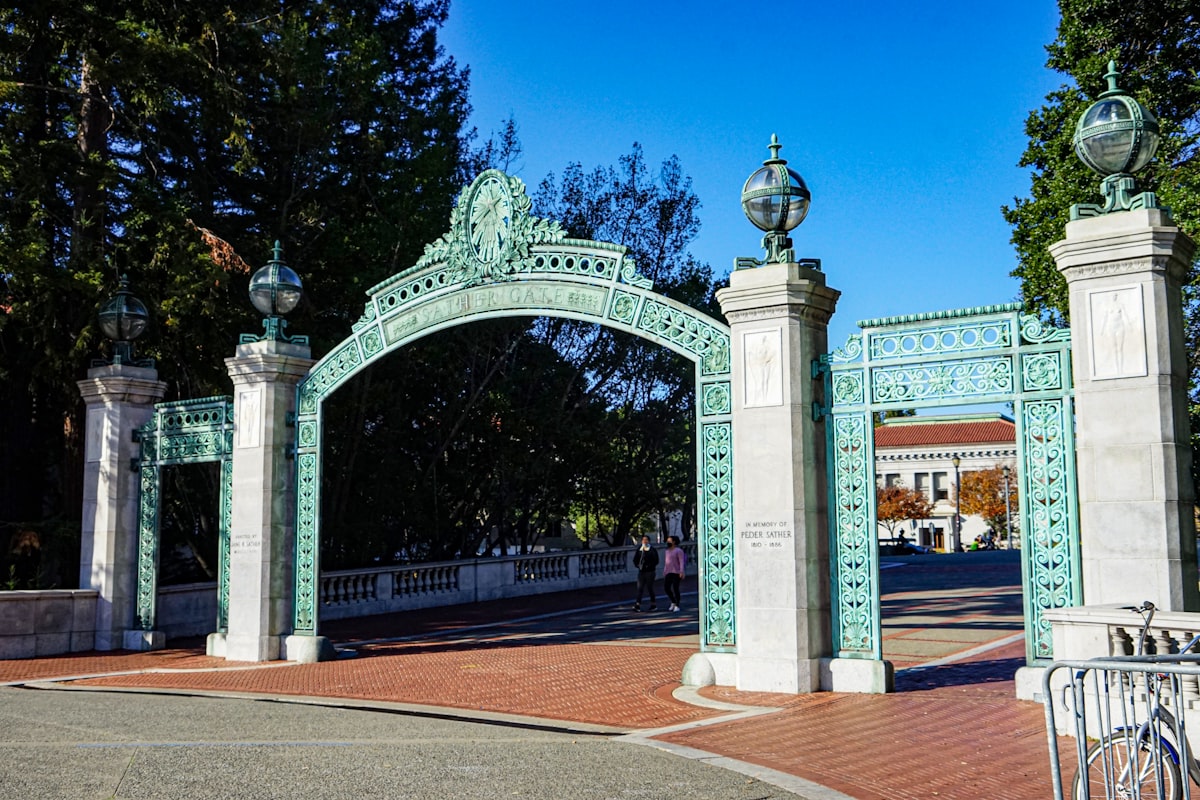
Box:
879;538;934;555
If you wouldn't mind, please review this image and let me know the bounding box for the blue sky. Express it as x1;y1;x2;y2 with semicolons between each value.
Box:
441;1;1066;348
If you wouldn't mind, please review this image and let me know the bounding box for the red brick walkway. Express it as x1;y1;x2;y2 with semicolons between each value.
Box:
0;573;1070;799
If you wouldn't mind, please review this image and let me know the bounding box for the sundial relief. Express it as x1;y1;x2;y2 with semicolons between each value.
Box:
1088;285;1147;380
743;328;783;408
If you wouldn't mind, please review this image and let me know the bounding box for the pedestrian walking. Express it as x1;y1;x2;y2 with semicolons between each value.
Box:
632;534;659;611
663;535;686;612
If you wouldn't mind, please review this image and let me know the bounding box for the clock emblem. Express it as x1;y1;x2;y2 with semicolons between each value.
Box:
467;174;513;265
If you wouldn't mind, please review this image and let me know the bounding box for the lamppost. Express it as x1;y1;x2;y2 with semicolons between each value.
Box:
97;275;152;367
241;241;308;344
1001;464;1013;550
1070;60;1162;219
737;134;811;268
951;454;962;551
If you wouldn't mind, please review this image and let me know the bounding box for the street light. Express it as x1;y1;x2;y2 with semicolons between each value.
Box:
97;275;151;367
1001;465;1013;550
1071;60;1162;219
951;454;962;551
241;241;308;344
737;134;811;267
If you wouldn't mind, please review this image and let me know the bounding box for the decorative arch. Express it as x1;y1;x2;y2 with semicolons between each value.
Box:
292;170;736;651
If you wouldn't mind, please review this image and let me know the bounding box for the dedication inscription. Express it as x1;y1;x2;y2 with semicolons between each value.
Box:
739;519;794;550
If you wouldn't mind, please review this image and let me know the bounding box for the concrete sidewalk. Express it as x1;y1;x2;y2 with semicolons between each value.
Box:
0;555;1067;799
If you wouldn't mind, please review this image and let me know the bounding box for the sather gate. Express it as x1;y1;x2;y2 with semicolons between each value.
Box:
820;303;1080;665
290;170;738;652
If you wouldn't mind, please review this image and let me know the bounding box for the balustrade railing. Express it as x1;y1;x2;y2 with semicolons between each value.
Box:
393;564;459;596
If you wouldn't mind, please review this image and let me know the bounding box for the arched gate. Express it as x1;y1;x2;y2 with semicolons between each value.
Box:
291;170;737;651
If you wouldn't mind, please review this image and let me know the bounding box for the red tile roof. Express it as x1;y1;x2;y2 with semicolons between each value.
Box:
874;419;1015;448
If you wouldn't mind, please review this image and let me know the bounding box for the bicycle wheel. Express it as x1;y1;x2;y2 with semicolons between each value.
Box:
1073;734;1183;800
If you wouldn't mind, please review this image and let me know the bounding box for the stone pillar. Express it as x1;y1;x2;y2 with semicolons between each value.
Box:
221;339;313;662
1050;208;1199;611
716;261;839;693
77;365;167;651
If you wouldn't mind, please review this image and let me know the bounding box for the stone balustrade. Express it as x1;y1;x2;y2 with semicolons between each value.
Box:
0;543;697;658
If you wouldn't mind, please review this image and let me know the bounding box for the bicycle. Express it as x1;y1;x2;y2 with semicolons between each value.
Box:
1073;602;1200;800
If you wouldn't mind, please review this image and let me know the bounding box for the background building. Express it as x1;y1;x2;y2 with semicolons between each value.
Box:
874;413;1017;551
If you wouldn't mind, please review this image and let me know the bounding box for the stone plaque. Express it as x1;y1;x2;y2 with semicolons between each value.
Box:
236;388;262;449
85;407;105;463
1088;285;1147;380
743;328;783;408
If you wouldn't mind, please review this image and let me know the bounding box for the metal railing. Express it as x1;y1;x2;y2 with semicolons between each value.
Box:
1044;654;1200;799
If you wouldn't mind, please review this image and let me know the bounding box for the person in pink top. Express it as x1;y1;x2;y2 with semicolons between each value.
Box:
663;535;687;612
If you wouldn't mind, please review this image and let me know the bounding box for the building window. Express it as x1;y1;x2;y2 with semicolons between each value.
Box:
885;473;901;487
934;472;949;500
915;472;930;499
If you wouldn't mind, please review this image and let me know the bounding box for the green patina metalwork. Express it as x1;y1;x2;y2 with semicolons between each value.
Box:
133;396;235;632
821;303;1079;664
292;170;736;651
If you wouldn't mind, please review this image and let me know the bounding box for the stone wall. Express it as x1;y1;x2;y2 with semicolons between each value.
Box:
0;590;97;659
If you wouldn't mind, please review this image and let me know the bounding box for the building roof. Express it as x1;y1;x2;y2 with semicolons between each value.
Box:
874;414;1015;448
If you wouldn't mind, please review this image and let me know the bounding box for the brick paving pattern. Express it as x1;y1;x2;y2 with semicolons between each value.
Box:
1;554;1074;799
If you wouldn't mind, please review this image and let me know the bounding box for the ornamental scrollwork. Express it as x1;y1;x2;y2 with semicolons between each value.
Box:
701;422;735;649
1022;353;1063;392
830;413;877;656
294;452;319;633
1020;313;1072;345
871;357;1014;404
702;382;731;416
407;170;567;287
829;332;863;363
619;256;653;290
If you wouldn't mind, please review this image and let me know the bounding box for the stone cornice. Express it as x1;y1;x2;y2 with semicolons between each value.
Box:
77;366;167;405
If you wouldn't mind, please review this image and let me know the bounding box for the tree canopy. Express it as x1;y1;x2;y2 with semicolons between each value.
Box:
0;1;472;584
1003;0;1200;493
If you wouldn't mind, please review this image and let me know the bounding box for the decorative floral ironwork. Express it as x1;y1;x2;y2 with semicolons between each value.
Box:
701;422;735;649
702;382;731;416
830;413;877;656
1020;313;1072;344
609;291;638;325
832;371;865;406
619;256;653;289
867;319;1011;361
1022;399;1079;659
133;397;234;633
294;452;319;634
638;300;731;376
826;302;1079;664
871;358;1014;404
1021;353;1064;392
407;170;567;286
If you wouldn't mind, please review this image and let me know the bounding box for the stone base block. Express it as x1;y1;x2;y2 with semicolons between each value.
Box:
681;652;738;687
819;657;894;694
225;633;280;662
206;632;226;658
737;656;822;694
1015;665;1048;703
123;630;165;652
281;634;337;663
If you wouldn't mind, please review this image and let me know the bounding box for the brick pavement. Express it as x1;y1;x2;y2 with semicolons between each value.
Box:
0;560;1071;799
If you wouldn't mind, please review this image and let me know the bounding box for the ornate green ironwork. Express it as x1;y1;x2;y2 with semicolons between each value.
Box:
824;305;1079;664
133;396;235;633
293;170;736;651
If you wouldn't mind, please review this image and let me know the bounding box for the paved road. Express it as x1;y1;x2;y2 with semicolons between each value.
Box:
0;686;812;800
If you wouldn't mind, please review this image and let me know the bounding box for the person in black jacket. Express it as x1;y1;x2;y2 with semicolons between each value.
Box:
632;535;659;612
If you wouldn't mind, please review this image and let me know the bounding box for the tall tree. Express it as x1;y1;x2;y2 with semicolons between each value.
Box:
957;466;1019;541
876;483;935;538
1003;0;1200;494
0;1;471;585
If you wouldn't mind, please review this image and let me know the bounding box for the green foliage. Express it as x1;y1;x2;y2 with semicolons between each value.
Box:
1004;0;1200;493
0;1;471;582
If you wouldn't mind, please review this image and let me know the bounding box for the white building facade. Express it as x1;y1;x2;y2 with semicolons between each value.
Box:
874;413;1017;552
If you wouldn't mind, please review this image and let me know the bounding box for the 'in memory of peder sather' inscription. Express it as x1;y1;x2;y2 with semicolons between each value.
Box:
739;520;793;549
